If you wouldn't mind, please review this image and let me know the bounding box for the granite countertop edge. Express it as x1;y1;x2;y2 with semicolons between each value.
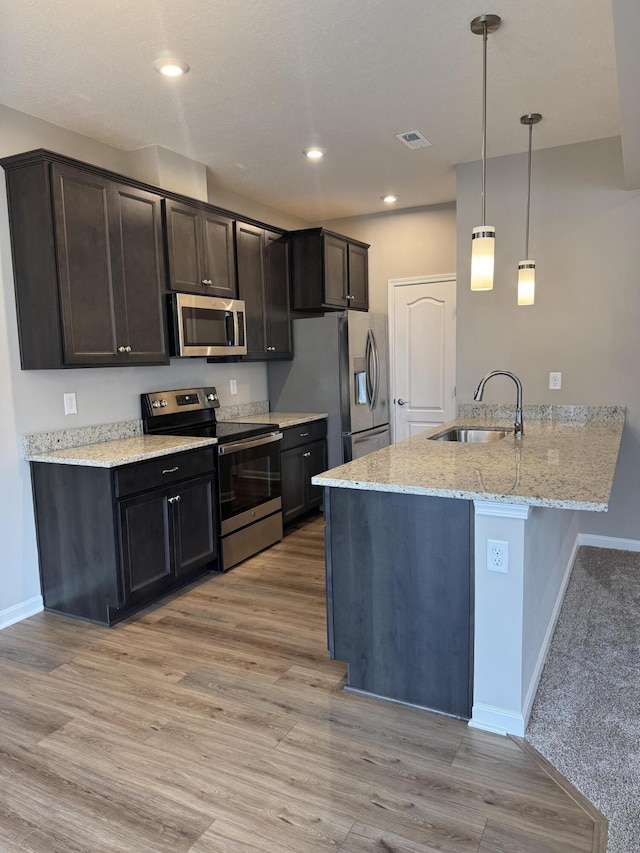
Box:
312;410;625;511
26;435;219;468
230;412;328;427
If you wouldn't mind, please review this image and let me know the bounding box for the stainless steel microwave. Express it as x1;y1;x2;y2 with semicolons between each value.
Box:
168;293;247;358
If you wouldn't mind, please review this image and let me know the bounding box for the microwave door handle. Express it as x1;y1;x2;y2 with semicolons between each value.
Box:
225;311;235;347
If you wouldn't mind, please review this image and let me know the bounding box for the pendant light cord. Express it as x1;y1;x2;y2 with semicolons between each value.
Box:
525;122;532;258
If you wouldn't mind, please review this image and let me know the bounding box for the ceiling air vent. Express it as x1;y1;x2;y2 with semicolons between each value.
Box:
395;130;432;149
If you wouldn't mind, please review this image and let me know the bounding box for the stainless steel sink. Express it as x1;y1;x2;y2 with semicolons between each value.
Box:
429;427;509;443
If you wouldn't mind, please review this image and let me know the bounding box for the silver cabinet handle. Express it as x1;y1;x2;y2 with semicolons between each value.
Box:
168;495;181;504
302;452;311;458
117;346;126;353
300;432;310;437
397;398;407;405
201;279;213;286
125;346;132;353
346;294;354;300
162;466;179;474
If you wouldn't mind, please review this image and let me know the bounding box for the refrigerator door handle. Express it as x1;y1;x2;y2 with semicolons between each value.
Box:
365;329;374;410
370;330;381;411
365;328;380;411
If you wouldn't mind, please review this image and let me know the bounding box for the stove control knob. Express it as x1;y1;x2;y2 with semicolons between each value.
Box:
151;401;161;409
160;399;168;407
206;393;218;402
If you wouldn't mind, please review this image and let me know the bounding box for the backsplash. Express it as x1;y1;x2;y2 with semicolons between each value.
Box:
23;401;270;456
458;403;626;422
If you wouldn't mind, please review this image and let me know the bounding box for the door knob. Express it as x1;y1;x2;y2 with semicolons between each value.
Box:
397;398;407;405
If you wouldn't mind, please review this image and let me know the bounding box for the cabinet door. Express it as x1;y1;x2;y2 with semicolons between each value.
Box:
347;243;369;311
118;489;174;608
281;447;306;524
236;222;267;358
164;200;203;293
111;184;168;364
202;211;237;298
265;231;292;358
173;476;218;576
323;235;348;308
51;163;120;365
304;440;328;511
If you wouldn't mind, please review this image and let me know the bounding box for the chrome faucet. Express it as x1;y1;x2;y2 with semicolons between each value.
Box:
473;370;524;437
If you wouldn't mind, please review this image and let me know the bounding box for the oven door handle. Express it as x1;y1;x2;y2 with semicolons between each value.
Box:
217;431;283;455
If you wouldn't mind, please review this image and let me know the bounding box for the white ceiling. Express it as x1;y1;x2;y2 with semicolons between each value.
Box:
0;0;632;221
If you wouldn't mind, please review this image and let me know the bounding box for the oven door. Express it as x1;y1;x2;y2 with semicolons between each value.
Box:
218;432;282;535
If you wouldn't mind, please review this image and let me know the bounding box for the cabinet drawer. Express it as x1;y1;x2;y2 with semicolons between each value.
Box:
280;420;327;452
114;448;215;498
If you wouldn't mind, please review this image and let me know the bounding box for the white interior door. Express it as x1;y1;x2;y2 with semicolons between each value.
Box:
389;276;456;443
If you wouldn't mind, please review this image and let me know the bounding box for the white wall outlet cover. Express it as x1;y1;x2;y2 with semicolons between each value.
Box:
487;538;509;573
549;372;562;390
229;379;238;396
63;392;77;415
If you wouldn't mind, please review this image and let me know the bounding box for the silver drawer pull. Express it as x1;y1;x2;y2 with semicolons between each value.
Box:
162;466;179;474
300;432;310;437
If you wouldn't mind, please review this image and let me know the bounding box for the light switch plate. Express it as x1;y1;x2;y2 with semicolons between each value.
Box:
230;379;237;396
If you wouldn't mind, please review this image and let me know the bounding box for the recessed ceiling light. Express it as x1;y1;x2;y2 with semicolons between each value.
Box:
304;147;326;160
153;58;190;78
382;194;398;204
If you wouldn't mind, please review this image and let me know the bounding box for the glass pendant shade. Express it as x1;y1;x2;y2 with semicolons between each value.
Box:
471;226;496;291
517;260;535;305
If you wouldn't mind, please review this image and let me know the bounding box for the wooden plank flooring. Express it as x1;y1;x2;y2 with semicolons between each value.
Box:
0;515;605;852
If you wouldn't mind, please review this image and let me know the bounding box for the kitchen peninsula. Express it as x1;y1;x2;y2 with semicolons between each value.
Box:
313;405;625;736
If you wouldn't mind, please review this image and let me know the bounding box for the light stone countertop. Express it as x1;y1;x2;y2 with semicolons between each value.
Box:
230;412;328;428
26;435;218;468
312;415;625;511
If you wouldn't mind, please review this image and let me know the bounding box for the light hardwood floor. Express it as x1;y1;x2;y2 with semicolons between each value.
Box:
0;515;605;852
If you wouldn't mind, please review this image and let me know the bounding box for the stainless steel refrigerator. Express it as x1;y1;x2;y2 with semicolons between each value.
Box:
267;311;390;469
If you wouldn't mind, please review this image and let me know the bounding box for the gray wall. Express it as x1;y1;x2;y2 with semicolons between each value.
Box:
0;105;307;619
321;203;457;314
457;136;640;539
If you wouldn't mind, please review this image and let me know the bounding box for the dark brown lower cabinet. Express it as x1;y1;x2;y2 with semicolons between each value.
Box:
324;487;473;719
279;421;327;526
31;448;218;626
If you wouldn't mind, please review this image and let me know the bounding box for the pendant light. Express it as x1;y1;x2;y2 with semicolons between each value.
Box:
517;113;542;306
470;14;501;291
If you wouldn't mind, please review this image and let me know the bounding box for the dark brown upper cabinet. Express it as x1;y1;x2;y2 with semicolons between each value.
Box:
2;152;168;369
290;227;369;313
235;222;292;360
164;199;237;299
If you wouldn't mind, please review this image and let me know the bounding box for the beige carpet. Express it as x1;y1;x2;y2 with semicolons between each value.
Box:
526;546;640;853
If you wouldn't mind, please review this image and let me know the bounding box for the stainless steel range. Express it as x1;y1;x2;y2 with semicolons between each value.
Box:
142;387;283;570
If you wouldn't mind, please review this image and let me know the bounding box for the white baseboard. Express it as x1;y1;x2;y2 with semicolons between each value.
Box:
579;533;640;552
0;596;43;630
520;533;581;730
469;703;525;737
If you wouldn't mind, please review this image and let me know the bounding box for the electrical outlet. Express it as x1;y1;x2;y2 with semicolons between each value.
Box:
229;379;237;396
549;372;562;390
63;392;77;415
487;539;509;574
